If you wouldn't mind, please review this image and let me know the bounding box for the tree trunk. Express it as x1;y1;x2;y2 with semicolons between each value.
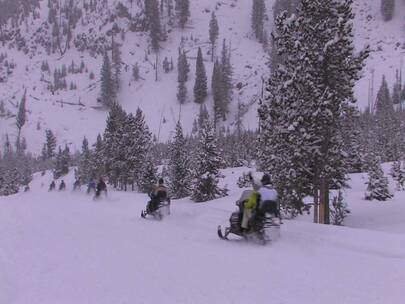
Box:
319;177;330;224
313;185;319;223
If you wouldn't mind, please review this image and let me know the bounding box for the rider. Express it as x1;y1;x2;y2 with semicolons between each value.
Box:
242;173;280;230
59;180;66;191
148;178;169;213
95;177;107;198
49;180;56;191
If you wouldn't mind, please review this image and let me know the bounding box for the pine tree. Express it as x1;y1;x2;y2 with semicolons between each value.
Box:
193;47;207;104
111;36;122;92
145;0;161;52
375;76;399;161
100;52;115;108
219;40;233;120
45;129;57;159
76;137;91;184
381;0;395;21
168;122;191;199
212;59;223;124
16;90;27;153
177;49;189;104
392;70;402;105
209;11;219;62
138;153;157;193
103;103;127;187
198;103;210;130
176;0;190;28
341;105;364;173
365;153;392;201
251;0;266;42
259;0;369;222
191;120;227;202
132;108;152;189
90;134;105;179
53;147;63;179
391;160;405;191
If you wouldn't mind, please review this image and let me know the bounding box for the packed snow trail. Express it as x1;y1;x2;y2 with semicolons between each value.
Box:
1;171;405;303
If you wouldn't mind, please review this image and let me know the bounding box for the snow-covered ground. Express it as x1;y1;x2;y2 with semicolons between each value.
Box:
1;168;404;304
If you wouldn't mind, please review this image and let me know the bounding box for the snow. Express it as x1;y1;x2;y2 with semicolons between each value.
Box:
1;167;405;304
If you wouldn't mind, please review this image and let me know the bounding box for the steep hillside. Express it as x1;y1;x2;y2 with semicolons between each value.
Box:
0;0;404;154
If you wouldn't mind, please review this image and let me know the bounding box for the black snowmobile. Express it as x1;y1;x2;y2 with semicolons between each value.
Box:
141;193;171;220
217;190;280;244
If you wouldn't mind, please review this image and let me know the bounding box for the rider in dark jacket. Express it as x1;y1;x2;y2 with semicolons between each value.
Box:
95;177;107;198
148;178;168;212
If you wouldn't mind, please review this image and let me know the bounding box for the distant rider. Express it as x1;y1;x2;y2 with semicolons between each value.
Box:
148;178;169;213
95;177;107;198
59;180;66;191
49;181;56;191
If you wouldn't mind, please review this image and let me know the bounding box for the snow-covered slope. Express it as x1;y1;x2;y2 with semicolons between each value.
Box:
1;167;405;304
0;0;404;153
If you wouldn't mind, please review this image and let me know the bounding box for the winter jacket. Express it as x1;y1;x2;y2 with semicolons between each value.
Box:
151;185;168;202
244;192;260;209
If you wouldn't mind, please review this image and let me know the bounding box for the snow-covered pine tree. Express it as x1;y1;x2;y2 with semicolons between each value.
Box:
191;120;227;202
212;59;223;125
220;40;233;119
176;0;189;29
167;122;191;199
209;11;219;62
100;51;115;108
341;104;364;173
365;153;392;201
132;108;152;189
198;103;210;130
145;0;161;51
53;146;63;179
132;63;140;81
193;47;207;104
381;0;395;22
90;134;105;180
375;76;400;161
177;49;190;82
111;35;122;92
390;160;405;191
177;49;189;104
138;153;157;193
16;90;26;151
61;145;70;176
45;129;57;159
251;0;266;42
259;0;369;222
103;103;127;187
392;70;402;105
76;137;91;184
330;191;350;226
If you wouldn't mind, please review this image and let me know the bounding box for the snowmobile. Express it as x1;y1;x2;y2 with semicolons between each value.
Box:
217;190;280;244
141;194;171;220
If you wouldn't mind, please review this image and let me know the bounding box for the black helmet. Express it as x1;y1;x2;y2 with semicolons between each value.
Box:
261;174;271;185
158;178;164;185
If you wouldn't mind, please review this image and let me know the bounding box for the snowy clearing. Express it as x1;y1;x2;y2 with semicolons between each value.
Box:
1;168;404;304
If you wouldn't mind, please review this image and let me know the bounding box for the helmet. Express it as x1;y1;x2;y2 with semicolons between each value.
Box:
158;178;164;185
261;174;271;185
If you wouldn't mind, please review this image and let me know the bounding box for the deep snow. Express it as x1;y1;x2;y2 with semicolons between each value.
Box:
1;167;405;304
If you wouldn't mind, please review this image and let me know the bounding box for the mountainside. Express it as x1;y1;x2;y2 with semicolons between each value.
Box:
0;0;404;154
